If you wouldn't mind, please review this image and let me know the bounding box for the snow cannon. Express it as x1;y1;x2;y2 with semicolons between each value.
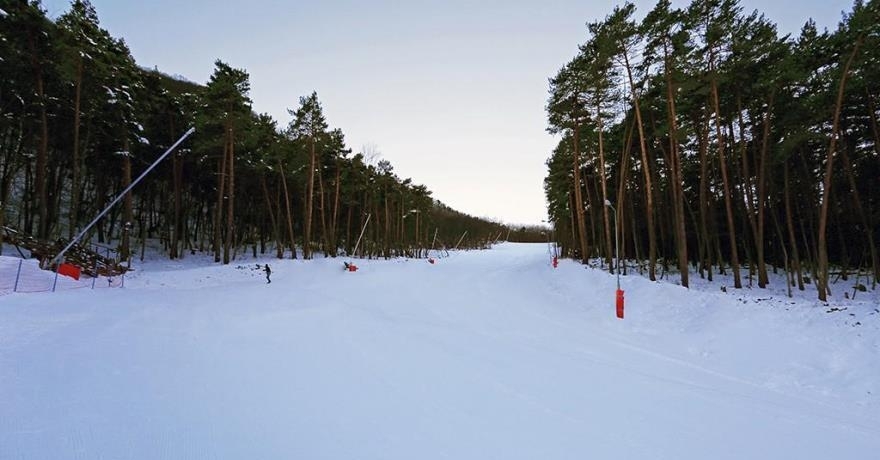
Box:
552;256;558;268
344;262;359;272
616;289;625;319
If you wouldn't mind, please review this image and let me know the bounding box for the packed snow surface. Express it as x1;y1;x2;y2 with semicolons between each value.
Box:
1;243;878;459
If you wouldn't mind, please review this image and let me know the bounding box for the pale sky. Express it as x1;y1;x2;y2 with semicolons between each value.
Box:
44;0;853;225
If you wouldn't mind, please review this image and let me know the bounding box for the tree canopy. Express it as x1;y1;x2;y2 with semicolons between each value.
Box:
0;0;505;265
545;0;880;299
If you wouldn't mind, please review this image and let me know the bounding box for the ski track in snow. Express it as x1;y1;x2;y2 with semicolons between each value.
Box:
0;243;878;459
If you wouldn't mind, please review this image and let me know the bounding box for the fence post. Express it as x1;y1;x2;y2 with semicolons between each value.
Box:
121;272;125;288
52;265;59;292
91;260;98;289
13;259;23;292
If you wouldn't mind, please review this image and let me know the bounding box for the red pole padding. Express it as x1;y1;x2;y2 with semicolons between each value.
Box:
616;289;625;319
58;263;81;280
552;256;558;268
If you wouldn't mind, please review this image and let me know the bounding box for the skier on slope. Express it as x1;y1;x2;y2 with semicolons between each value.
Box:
264;264;272;284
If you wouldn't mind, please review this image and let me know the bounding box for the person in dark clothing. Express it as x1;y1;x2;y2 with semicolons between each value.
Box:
264;264;271;283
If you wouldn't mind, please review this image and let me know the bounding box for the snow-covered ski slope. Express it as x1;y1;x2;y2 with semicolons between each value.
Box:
1;243;878;459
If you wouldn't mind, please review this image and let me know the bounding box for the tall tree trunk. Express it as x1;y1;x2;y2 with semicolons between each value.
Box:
91;168;103;243
399;191;406;253
596;102;613;273
783;161;805;290
331;159;341;256
384;188;391;258
346;206;353;255
697;112;713;281
260;174;279;258
69;57;83;240
0;161;11;254
121;139;133;266
223;127;235;264
571;109;589;263
170;117;183;259
770;202;792;297
833;209;850;281
213;140;228;263
28;29;50;240
273;182;284;258
0;126;25;253
664;47;688;287
817;37;861;301
867;91;880;158
586;171;599;259
568;193;578;258
647;109;671;273
711;76;742;288
839;136;879;287
623;52;657;281
755;92;774;288
278;162;296;259
304;136;316;259
48;157;63;240
415;208;421;257
629;195;642;273
616;116;636;273
737;97;760;288
318;166;328;256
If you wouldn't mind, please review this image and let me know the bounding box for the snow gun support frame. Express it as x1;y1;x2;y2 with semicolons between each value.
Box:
346;213;371;272
428;228;438;264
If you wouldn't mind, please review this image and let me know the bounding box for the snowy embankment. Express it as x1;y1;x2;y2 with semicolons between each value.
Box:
1;243;878;459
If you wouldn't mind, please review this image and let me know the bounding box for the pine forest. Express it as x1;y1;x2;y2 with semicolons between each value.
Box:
544;0;879;300
0;0;508;270
1;0;879;303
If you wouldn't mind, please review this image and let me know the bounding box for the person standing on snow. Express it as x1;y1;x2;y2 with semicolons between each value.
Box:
264;264;272;284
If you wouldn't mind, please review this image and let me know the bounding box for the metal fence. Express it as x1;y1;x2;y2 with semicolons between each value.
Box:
0;257;124;295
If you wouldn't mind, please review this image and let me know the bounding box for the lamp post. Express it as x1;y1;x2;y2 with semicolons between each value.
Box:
604;199;624;319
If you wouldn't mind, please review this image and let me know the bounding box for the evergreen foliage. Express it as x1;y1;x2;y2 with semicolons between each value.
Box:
545;0;880;299
0;0;503;263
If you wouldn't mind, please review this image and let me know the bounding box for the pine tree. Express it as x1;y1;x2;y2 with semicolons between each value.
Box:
548;63;590;263
642;0;692;287
196;60;252;264
288;91;329;260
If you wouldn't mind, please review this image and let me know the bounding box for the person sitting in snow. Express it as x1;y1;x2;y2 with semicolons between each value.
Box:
264;264;271;284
